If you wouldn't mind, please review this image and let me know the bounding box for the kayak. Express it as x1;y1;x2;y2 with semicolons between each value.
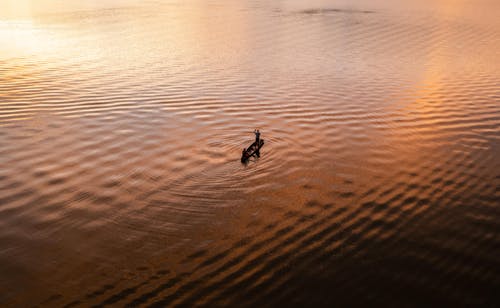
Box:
241;139;264;162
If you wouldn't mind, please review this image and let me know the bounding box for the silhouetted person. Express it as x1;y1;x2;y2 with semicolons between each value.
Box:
254;129;260;144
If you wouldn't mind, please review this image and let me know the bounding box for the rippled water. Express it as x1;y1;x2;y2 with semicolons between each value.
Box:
1;0;499;306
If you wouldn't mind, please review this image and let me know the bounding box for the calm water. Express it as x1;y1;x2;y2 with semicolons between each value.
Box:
1;0;499;306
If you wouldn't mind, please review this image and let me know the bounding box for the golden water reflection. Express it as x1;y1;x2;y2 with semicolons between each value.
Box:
0;0;499;307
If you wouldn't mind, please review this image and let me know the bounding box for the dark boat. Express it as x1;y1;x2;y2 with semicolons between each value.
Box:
241;139;264;162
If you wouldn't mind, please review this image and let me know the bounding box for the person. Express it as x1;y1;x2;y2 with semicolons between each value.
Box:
254;129;260;144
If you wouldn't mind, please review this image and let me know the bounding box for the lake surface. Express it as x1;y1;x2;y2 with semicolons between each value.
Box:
1;0;499;306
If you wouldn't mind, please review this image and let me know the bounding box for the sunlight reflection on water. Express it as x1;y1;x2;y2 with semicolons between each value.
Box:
0;0;499;306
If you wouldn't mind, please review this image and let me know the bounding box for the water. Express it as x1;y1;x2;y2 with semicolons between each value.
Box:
1;0;499;306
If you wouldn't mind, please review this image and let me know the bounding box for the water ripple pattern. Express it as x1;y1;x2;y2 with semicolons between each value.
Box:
0;0;499;306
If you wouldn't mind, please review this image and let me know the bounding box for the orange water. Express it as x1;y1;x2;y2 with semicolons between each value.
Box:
1;0;499;306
